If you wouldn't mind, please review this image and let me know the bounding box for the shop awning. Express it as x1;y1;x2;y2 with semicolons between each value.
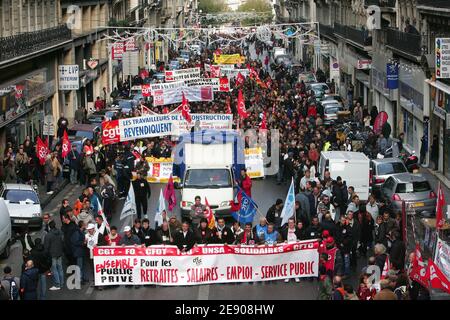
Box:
425;79;450;94
356;70;370;87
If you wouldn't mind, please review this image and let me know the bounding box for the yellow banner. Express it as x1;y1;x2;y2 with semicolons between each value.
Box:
213;54;246;65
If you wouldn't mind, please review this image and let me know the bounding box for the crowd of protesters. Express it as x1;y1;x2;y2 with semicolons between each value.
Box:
0;35;431;300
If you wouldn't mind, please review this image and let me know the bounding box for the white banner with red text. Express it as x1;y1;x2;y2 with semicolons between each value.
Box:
165;68;201;82
93;241;319;286
184;78;230;92
152;86;214;106
101;114;233;145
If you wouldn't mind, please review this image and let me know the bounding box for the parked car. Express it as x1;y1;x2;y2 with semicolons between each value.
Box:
67;123;101;154
321;100;344;125
370;158;408;196
111;99;137;114
322;94;344;108
298;72;317;84
87;108;121;125
380;173;436;217
0;198;12;258
0;183;42;229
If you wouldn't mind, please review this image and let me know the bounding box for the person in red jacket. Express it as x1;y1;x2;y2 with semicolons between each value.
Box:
238;168;252;197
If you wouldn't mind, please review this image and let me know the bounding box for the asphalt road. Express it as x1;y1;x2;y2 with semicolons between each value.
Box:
1;177;334;300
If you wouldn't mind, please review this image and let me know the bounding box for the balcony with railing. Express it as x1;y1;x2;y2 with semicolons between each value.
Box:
319;23;336;40
417;0;450;8
385;28;422;57
334;23;372;48
0;25;72;63
364;0;396;8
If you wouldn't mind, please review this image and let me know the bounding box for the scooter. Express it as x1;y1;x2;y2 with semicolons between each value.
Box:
404;151;419;173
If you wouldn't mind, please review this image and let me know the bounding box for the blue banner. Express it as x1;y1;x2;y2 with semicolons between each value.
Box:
386;63;399;89
232;186;258;224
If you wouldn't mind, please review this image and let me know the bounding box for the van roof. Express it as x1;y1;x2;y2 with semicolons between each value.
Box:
3;183;35;191
321;151;369;162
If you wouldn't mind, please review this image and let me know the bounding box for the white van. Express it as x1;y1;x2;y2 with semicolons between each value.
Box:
318;151;370;201
0;198;12;259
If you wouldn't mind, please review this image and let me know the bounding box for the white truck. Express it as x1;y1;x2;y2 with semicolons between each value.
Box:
173;130;245;218
318;151;370;201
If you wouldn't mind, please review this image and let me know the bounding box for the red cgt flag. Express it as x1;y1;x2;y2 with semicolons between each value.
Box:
61;130;71;158
225;97;232;114
235;72;245;86
163;175;177;212
426;258;450;294
436;182;445;230
36;136;49;165
260;112;267;130
237;89;248;119
381;255;390;280
204;197;216;230
180;92;192;123
409;244;429;288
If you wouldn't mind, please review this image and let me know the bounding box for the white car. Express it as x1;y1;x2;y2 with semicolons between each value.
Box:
0;183;42;228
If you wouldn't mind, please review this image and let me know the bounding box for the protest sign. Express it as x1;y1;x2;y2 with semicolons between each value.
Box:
93;241;319;286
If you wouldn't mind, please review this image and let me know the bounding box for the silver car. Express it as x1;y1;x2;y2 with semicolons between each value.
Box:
370;158;408;195
380;173;436;217
322;100;343;125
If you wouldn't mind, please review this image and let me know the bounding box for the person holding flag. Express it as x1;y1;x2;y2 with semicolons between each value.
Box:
230;186;258;226
237;89;248;125
164;175;177;213
155;189;167;229
132;171;151;220
279;178;296;230
204;198;217;230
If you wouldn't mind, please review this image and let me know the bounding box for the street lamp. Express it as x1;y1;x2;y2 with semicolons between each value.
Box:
252;9;256;27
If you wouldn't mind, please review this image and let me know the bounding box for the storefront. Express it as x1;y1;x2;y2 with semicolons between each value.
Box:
337;42;372;106
398;60;426;154
371;52;398;135
0;69;56;155
426;79;450;179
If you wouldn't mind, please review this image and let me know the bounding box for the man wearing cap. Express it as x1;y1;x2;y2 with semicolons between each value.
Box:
195;218;216;244
266;199;284;231
85;223;98;260
119;226;141;246
174;222;196;252
132;171;151;220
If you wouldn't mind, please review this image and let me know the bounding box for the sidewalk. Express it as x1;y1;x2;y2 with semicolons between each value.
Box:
38;179;69;210
420;167;450;201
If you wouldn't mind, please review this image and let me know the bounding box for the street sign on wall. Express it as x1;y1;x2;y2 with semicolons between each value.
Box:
43;115;55;136
436;38;450;79
58;65;79;90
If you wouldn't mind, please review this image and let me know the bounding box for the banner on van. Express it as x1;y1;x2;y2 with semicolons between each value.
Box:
101;114;233;145
165;68;200;82
152;86;213;106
